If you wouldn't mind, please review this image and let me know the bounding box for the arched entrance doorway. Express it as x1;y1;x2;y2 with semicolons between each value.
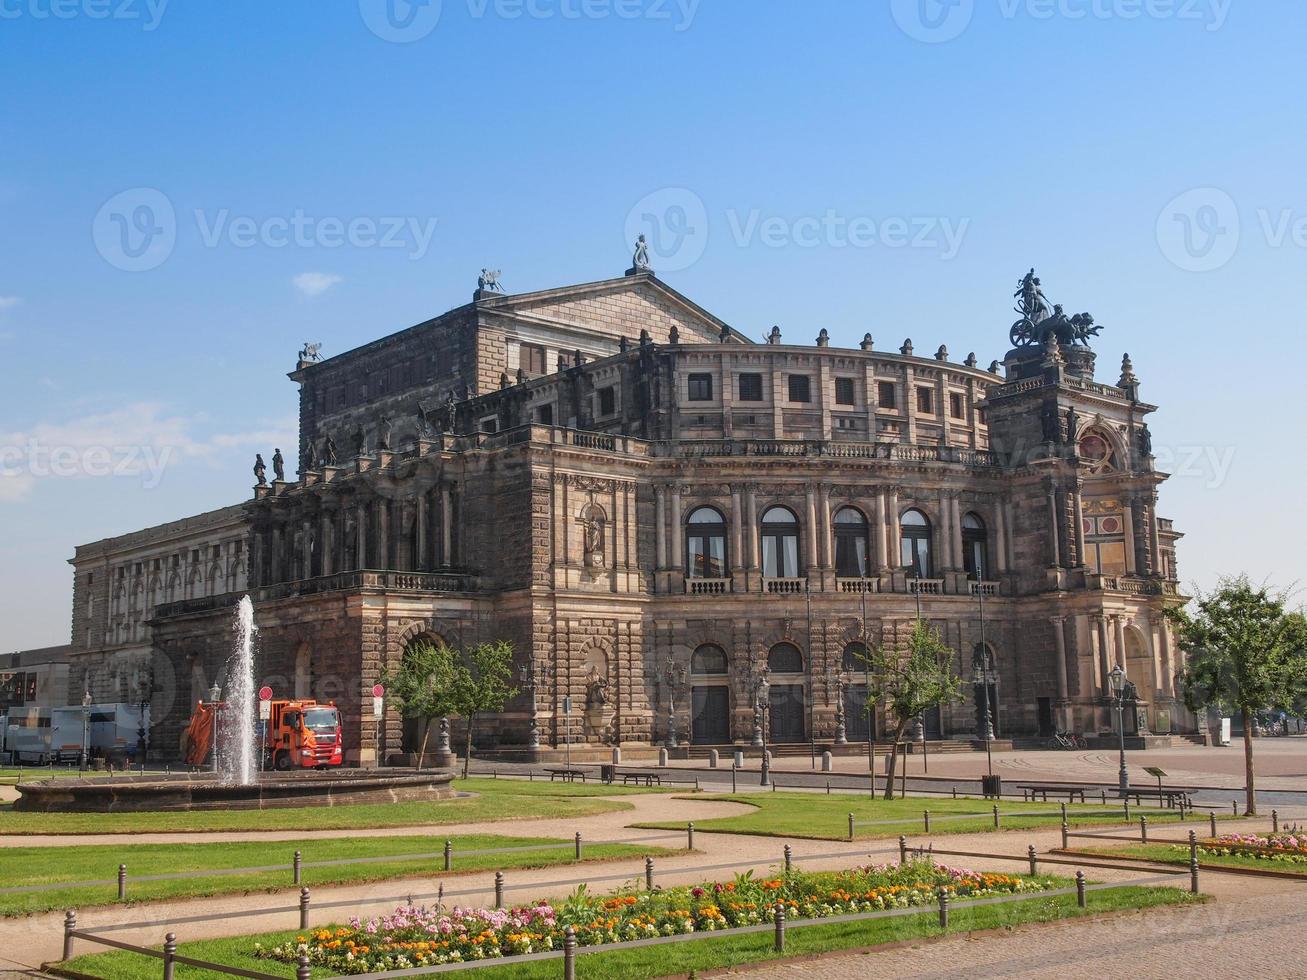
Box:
767;642;806;743
690;644;730;744
842;642;877;742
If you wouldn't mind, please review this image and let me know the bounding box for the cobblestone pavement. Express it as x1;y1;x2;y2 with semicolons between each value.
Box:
735;891;1307;979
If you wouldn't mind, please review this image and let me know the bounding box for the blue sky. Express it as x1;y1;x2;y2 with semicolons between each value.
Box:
2;0;1303;649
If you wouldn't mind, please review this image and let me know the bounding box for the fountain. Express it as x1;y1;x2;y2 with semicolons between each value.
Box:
219;595;259;786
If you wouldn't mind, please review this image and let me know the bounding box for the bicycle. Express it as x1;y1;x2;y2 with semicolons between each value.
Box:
1046;731;1086;750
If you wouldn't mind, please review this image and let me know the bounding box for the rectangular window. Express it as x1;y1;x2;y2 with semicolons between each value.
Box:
687;373;714;401
598;386;616;416
738;373;763;401
949;393;965;419
536;404;553;425
835;377;856;406
878;381;897;409
787;375;811;403
916;386;934;414
479;416;498;434
519;343;548;377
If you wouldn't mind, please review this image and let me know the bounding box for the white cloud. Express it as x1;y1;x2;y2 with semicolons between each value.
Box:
292;272;342;298
0;296;21;313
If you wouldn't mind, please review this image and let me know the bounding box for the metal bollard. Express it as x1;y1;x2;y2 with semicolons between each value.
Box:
783;844;792;873
1123;797;1130;821
575;832;583;861
687;822;695;850
1273;810;1279;833
1232;800;1238;817
1075;871;1086;908
937;887;950;929
899;835;908;865
1060;801;1068;823
993;804;1000;829
1209;812;1218;838
117;864;127;902
494;871;504;909
1100;790;1106;805
299;887;310;930
293;850;302;885
1140;815;1148;843
952;787;957;799
645;856;654;891
1189;830;1200;894
849;813;856;842
297;952;311;980
562;925;577;980
1028;845;1038;876
924;810;931;833
62;910;77;961
1061;820;1069;849
444;839;453;872
731;763;738;794
773;903;786;952
826;781;830;795
163;933;177;980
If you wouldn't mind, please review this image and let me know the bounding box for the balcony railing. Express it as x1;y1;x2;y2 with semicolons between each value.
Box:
763;577;806;594
685;578;731;595
659;439;1000;467
836;577;880;594
968;581;999;597
907;578;944;595
1095;575;1179;598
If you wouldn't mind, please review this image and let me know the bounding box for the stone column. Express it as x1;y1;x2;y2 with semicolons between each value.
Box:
440;487;452;566
804;484;818;573
818;484;833;569
655;485;667;570
416;492;429;571
1097;616;1112;695
1045;484;1061;567
270;525;283;584
320;511;334;577
875;489;890;571
1051;617;1069;701
376;498;390;571
669;484;682;570
938;489;953;570
950;493;963;572
730;486;744;573
1158;624;1175;697
356;502;369;570
887;487;901;569
746;487;759;570
1088;620;1104;694
1113;615;1127;671
993;497;1008;575
1147;493;1163;577
1121;498;1137;575
1071;482;1086;568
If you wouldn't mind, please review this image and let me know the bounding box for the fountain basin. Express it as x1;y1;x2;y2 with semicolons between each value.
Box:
13;768;457;812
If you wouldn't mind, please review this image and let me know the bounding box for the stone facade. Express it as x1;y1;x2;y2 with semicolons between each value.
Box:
64;269;1190;764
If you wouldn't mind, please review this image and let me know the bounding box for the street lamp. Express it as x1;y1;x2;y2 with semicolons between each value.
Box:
519;659;550;751
664;658;687;751
208;682;222;774
1108;664;1130;798
80;690;92;772
757;668;771;786
831;669;848;746
973;647;998;776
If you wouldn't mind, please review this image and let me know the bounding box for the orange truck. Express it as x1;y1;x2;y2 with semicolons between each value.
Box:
182;699;344;770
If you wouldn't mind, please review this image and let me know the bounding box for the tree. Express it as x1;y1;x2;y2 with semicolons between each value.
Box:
381;638;459;766
854;621;964;800
449;640;518;779
1167;578;1303;815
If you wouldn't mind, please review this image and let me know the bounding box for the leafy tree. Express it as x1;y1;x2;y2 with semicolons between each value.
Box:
381;638;459;766
1167;578;1303;815
449;640;518;779
854;621;964;800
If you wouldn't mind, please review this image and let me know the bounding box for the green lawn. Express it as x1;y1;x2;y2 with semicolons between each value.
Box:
0;777;665;835
636;791;1178;840
62;886;1199;979
0;832;676;916
1067;842;1307;876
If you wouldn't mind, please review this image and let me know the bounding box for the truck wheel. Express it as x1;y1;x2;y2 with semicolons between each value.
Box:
274;751;292;771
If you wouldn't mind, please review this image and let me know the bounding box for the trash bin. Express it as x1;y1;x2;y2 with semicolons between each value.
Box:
600;764;615;784
981;774;1002;799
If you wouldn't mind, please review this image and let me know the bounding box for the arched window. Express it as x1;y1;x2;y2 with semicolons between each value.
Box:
768;642;803;674
900;509;932;578
685;507;727;579
692;643;729;675
962;512;989;580
842;641;868;674
761;506;801;578
833;507;870;577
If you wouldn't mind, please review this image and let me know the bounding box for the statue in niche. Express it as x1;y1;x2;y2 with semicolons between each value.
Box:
321;434;338;467
377;416;392;452
585;665;610;709
1065;407;1080;445
442;392;457;432
1041;406;1061;443
1138;424;1153;457
580;504;606;568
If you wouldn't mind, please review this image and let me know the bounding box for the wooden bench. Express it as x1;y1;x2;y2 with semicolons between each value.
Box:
1017;784;1088;804
619;772;661;787
1127;788;1192;809
545;767;588;783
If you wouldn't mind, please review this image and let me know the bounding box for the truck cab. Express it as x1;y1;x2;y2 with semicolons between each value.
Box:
264;700;343;770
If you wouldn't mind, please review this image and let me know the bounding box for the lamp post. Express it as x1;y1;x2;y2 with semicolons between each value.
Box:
208;682;222;774
519;659;550;751
136;675;150;773
1109;664;1130;798
832;669;847;745
757;668;771;786
80;690;92;771
664;658;687;751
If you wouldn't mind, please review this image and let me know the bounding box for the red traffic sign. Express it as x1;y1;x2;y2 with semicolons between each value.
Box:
372;684;385;698
258;686;273;701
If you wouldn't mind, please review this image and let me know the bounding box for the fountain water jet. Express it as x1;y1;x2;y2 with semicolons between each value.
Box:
219;595;259;786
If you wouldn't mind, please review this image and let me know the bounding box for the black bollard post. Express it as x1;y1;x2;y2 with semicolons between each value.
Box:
1140;815;1148;843
924;810;931;833
848;812;856;842
1232;799;1238;817
645;856;654;891
993;805;1000;829
297;952;311;980
563;926;577;980
117;864;127;902
1060;801;1068;824
773;903;786;952
62;910;77;961
937;887;950;929
575;832;583;861
1028;844;1038;876
1273;810;1279;834
1061;820;1069;849
494;871;504;909
1209;812;1217;838
784;844;792;873
1189;830;1200;894
1123;796;1130;822
293;850;302;885
732;762;737;794
163;933;177;980
444;839;453;872
1100;789;1106;805
299;887;310;930
687;822;695;850
899;835;908;865
1075;871;1086;908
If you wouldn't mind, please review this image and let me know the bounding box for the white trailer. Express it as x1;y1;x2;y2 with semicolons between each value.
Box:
4;708;53;764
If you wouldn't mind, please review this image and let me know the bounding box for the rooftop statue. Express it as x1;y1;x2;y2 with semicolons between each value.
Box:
477;268;505;293
630;234;653;273
1010;269;1103;349
253;453;267;487
272;448;285;482
298;342;323;363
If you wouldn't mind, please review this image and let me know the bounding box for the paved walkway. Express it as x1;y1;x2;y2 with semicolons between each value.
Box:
1;790;1295;976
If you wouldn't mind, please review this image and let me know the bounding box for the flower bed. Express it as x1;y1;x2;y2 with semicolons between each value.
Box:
1185;831;1307;865
255;861;1047;973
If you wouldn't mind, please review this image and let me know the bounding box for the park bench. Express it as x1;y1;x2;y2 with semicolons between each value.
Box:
1126;787;1192;809
545;767;588;783
1017;783;1088;803
619;771;662;787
